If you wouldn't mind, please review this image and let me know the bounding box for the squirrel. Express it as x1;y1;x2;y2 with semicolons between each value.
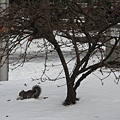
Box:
17;85;41;100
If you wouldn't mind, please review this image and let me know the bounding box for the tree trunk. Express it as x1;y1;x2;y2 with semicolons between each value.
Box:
63;78;76;105
46;34;77;105
54;45;76;105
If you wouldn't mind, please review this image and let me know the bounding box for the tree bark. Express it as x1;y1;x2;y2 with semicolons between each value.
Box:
46;34;76;105
64;79;76;105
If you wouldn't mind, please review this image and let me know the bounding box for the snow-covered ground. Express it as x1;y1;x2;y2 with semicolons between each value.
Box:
0;58;120;120
0;39;120;120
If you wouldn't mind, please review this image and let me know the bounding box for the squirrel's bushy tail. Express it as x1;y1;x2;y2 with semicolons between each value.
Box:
32;85;41;98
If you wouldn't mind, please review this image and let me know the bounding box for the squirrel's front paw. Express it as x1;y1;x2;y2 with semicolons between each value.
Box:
16;96;23;100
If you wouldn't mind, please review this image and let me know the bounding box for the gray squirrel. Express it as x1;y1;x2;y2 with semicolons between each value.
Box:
17;85;41;100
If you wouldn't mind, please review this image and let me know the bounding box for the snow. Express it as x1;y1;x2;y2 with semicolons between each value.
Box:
0;40;120;120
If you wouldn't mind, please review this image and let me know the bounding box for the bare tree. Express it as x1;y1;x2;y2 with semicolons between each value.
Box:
0;0;120;105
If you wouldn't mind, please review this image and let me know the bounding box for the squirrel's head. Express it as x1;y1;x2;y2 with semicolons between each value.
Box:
16;90;25;100
19;90;25;96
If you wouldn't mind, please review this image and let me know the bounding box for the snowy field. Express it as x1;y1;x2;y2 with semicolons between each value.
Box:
0;39;120;120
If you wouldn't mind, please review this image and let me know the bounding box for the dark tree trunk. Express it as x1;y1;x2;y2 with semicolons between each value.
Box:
63;78;76;105
46;34;76;105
